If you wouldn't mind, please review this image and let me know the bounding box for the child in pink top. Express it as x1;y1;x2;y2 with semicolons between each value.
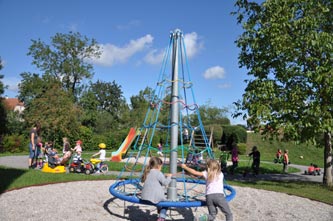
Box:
72;140;83;159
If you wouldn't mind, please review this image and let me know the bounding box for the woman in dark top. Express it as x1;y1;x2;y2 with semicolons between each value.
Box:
28;122;41;169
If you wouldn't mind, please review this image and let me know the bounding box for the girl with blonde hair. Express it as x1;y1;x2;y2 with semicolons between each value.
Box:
181;159;233;221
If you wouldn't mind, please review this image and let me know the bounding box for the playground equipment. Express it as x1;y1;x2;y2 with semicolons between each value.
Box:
90;158;109;174
304;164;321;176
109;29;235;209
41;163;66;173
111;127;139;162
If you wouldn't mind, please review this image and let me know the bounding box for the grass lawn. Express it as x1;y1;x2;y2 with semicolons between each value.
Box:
1;132;332;205
1;153;332;205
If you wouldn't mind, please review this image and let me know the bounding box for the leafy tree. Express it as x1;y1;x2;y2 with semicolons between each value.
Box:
79;90;99;128
129;87;154;127
0;57;7;137
199;104;230;126
5;111;25;135
233;0;333;186
23;82;81;144
0;57;4;95
79;80;128;131
186;104;230;128
27;32;101;101
90;80;126;119
18;72;53;106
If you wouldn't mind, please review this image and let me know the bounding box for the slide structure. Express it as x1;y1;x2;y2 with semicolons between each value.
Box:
111;127;139;162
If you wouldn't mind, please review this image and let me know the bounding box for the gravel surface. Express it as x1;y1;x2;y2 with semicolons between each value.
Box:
0;156;332;221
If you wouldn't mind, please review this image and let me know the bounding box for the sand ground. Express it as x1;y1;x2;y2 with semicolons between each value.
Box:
0;156;332;221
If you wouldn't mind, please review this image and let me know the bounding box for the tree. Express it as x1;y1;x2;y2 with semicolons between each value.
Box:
90;80;126;119
79;90;99;128
79;80;128;131
198;104;230;126
18;72;51;106
0;57;4;95
233;0;333;186
185;104;230;128
27;32;101;101
0;57;7;136
129;87;154;127
23;82;81;144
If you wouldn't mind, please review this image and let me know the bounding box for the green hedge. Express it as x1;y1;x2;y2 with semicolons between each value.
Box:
221;125;247;150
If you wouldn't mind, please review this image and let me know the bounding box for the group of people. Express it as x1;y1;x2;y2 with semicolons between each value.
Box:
28;121;101;169
141;156;233;221
29;136;82;169
229;144;290;176
143;144;292;221
276;148;290;173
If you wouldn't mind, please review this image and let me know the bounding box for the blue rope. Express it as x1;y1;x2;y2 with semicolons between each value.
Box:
110;30;235;207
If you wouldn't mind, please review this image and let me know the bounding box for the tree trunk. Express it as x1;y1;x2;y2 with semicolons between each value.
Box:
323;132;333;187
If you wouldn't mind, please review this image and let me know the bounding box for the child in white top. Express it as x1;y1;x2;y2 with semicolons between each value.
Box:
92;143;106;161
181;159;233;221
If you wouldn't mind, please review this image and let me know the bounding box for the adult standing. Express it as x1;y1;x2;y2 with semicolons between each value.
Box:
249;146;260;176
28;121;41;169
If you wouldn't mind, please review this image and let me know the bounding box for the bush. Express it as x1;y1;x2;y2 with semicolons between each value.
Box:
237;143;247;155
221;125;247;149
2;134;28;153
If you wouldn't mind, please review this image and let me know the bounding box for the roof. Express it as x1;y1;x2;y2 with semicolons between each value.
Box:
2;98;24;111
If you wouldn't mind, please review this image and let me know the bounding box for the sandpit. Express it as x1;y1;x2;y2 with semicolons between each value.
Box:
0;180;332;221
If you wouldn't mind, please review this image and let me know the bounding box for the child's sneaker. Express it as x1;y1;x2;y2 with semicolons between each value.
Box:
194;214;208;221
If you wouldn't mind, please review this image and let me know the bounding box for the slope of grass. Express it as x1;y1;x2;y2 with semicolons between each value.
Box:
246;133;324;167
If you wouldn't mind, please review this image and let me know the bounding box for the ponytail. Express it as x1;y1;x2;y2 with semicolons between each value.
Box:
141;157;163;182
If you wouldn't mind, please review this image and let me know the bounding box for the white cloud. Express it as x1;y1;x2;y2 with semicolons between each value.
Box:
92;34;154;66
144;31;203;65
143;48;165;65
183;32;203;58
203;66;226;79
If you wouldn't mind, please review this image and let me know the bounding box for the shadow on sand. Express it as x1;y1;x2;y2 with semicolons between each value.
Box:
103;197;197;221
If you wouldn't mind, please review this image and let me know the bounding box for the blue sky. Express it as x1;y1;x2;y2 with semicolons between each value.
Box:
0;0;248;124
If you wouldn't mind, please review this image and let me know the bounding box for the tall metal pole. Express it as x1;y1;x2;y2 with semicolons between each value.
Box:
167;29;181;201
